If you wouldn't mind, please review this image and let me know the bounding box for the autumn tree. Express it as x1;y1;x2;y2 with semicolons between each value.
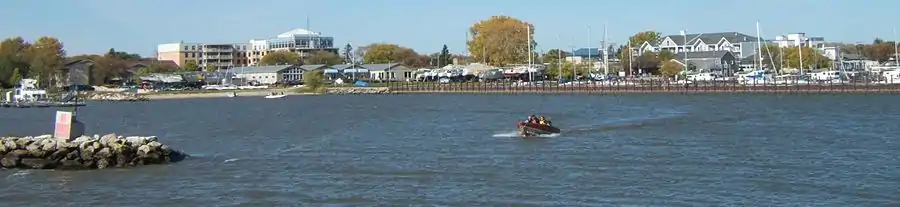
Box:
658;50;676;62
362;43;429;68
0;37;32;87
659;61;683;77
260;50;301;66
27;37;66;88
302;70;326;90
304;51;343;66
466;15;536;66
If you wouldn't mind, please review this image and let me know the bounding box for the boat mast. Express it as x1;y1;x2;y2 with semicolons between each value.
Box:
527;24;532;82
603;22;609;76
756;21;763;71
557;34;562;82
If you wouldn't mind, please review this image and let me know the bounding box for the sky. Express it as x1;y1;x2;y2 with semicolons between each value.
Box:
1;0;898;57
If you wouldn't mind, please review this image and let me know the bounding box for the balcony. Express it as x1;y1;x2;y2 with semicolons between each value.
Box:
203;55;233;60
202;48;233;52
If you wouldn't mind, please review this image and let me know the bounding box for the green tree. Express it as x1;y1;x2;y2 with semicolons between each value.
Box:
658;50;676;62
260;50;301;66
8;68;22;86
659;60;683;77
302;70;325;90
342;43;353;63
438;44;452;67
466;15;536;66
783;46;832;70
204;64;217;72
617;45;634;75
132;67;151;84
542;49;571;64
758;43;783;71
182;60;200;71
628;31;661;47
27;36;66;88
304;51;343;66
106;48;142;61
362;43;429;68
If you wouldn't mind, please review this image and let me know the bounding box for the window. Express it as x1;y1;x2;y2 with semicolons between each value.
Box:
184;46;189;50
191;46;196;50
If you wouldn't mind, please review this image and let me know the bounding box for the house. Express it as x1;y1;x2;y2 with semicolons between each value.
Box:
671;51;738;74
332;63;368;79
115;60;180;84
227;65;303;85
58;59;93;88
363;63;414;81
637;32;763;59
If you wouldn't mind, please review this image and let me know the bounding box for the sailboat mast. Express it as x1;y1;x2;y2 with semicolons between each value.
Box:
894;28;899;69
603;22;609;75
527;24;532;81
756;21;763;71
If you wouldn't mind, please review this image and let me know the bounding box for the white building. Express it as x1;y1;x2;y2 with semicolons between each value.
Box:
634;32;763;59
227;65;305;85
158;28;339;69
772;33;838;60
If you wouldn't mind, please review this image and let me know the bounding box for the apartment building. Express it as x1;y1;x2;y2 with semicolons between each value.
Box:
634;32;763;59
156;42;249;71
158;28;338;70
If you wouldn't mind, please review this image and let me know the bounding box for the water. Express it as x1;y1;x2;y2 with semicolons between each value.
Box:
1;94;898;206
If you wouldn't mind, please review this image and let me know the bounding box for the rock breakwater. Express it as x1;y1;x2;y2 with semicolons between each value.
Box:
82;92;150;102
325;87;392;94
0;134;186;170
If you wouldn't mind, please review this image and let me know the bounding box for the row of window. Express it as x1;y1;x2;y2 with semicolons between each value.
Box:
182;45;248;51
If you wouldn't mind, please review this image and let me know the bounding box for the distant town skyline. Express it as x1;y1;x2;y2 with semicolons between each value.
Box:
1;0;898;57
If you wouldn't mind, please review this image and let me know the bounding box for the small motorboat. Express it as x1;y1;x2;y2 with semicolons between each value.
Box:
264;94;286;99
227;92;237;98
516;122;561;137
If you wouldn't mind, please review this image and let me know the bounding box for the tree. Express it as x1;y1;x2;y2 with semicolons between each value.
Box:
302;70;325;90
659;60;683;77
636;51;660;71
758;43;783;71
362;43;429;68
542;49;571;64
657;50;676;62
132;67;151;84
466;15;536;66
352;46;368;64
617;45;634;75
27;36;65;88
204;64;217;72
342;44;353;63
628;31;661;47
0;37;32;87
182;60;200;71
304;51;343;66
260;50;301;66
106;48;141;61
8;68;22;86
783;46;832;70
438;44;452;67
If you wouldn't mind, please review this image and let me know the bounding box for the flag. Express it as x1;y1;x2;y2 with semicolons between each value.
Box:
680;30;686;36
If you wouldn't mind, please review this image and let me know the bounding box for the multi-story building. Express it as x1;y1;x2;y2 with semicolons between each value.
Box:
773;33;838;60
156;42;249;71
158;28;338;70
634;32;763;59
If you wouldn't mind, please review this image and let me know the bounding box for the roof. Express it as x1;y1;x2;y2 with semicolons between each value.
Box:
657;32;761;46
572;48;603;57
361;63;401;71
228;65;297;74
63;59;94;67
673;51;734;62
330;64;359;70
276;28;321;38
299;64;330;70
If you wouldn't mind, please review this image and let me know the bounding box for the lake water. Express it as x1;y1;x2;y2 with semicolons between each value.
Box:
1;94;898;206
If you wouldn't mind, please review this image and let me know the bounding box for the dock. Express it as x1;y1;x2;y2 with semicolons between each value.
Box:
0;102;87;108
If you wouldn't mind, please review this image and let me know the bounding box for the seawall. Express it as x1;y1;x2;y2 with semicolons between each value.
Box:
0;134;186;170
325;87;392;94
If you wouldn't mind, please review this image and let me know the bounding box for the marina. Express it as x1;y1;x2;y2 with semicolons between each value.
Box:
2;79;87;108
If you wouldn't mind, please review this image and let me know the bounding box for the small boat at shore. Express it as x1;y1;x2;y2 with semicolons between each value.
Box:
264;94;286;99
227;92;237;98
516;122;561;137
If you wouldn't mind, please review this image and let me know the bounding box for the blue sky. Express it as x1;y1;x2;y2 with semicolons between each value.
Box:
1;0;897;57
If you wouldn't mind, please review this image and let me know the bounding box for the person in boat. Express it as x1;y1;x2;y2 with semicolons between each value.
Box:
539;116;552;126
527;115;538;124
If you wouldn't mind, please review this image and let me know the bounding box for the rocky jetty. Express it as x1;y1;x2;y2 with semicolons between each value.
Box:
0;134;186;170
83;92;150;102
325;87;392;94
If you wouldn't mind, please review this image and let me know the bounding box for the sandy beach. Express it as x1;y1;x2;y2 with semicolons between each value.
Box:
140;89;317;100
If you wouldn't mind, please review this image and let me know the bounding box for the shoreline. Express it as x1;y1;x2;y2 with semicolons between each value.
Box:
140;89;317;100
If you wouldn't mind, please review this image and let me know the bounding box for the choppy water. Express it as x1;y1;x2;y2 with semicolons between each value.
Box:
1;94;898;206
